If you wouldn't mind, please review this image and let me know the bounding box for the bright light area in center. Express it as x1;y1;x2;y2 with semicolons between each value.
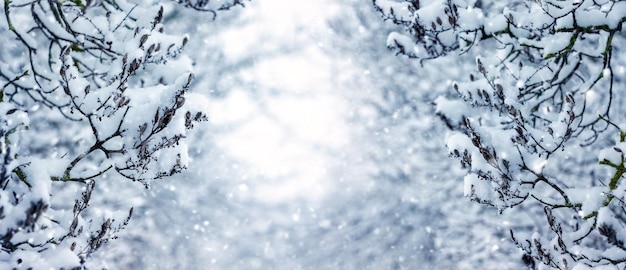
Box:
206;1;346;203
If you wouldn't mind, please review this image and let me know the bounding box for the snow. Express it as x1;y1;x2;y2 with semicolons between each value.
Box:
483;14;507;34
387;32;416;53
542;32;574;56
576;2;626;29
598;143;626;165
4;0;626;269
566;187;606;217
457;6;486;30
89;1;524;268
374;0;414;22
435;96;469;123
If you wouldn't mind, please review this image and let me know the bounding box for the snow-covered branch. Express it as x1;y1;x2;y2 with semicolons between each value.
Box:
375;0;626;268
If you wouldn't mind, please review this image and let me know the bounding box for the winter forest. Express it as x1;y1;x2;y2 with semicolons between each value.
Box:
1;0;625;269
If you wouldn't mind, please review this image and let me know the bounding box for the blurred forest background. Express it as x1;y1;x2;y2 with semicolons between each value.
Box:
95;0;527;268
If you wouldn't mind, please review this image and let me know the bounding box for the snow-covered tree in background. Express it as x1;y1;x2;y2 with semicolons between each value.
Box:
374;0;626;268
0;0;244;268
